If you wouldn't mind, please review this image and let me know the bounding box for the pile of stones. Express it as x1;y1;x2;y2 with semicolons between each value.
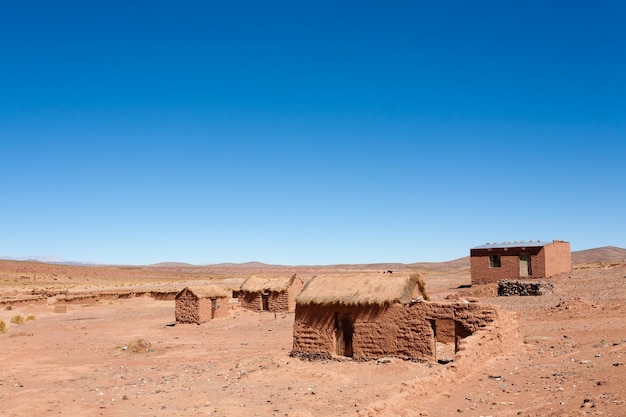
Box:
497;279;554;296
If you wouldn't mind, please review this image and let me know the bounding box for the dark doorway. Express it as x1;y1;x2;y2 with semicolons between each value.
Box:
261;293;269;311
429;319;438;362
335;313;354;357
431;319;461;363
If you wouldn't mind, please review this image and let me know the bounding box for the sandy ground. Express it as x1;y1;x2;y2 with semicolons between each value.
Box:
0;263;624;417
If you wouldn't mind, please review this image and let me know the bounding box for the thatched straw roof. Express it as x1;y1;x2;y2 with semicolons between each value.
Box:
240;274;300;293
177;285;229;299
296;273;425;306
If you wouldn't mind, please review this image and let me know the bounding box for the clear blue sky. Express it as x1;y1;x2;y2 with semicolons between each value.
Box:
1;1;625;265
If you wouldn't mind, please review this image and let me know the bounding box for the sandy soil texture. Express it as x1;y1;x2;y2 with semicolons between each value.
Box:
0;261;624;417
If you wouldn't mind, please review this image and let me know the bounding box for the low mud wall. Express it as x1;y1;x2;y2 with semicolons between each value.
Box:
359;307;522;416
0;295;46;306
292;300;507;363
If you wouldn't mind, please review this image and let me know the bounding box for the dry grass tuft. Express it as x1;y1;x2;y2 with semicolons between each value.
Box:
5;305;13;310
297;273;424;306
240;274;299;293
11;315;26;325
0;320;7;334
411;273;430;301
26;314;36;321
124;338;153;353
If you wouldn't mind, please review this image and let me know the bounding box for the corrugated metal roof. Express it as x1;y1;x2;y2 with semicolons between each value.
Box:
471;240;553;250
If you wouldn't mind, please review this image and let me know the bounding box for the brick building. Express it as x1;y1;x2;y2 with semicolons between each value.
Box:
470;240;571;285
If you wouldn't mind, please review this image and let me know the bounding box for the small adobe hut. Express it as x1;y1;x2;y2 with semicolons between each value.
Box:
175;285;229;324
239;274;304;313
470;240;571;285
291;273;500;362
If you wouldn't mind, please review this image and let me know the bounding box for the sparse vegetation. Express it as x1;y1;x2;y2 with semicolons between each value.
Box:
124;338;153;353
412;273;430;301
26;314;36;321
11;315;26;325
0;320;7;334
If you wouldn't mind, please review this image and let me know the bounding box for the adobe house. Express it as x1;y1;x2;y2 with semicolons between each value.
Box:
291;273;501;362
239;274;304;313
470;240;571;285
175;285;229;324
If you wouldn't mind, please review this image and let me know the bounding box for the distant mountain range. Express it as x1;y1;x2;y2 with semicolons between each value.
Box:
3;246;626;268
0;255;98;267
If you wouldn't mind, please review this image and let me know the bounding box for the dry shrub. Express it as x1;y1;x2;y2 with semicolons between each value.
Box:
26;314;36;321
0;320;7;334
125;338;152;353
412;273;430;301
11;315;26;325
5;305;13;311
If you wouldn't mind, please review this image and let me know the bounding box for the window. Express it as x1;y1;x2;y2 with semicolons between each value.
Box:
489;255;501;268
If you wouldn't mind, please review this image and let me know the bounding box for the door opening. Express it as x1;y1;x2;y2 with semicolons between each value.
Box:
335;313;354;357
519;254;531;276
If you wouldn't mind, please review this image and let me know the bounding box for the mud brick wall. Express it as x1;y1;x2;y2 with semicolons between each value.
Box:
240;279;303;313
287;278;303;312
213;298;229;319
543;241;572;277
239;292;263;312
290;304;342;357
175;292;200;323
498;279;555;296
268;279;303;312
175;293;228;323
291;301;503;362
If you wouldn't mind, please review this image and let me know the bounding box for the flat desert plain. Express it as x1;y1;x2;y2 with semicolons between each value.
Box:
0;257;625;417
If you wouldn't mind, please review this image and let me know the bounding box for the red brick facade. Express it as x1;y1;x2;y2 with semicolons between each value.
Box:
470;240;571;285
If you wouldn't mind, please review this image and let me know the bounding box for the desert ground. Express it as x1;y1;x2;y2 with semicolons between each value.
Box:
0;251;625;417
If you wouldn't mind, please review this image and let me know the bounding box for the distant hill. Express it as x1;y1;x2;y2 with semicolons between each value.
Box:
409;257;470;272
571;246;626;264
147;262;196;268
4;246;626;272
0;255;97;267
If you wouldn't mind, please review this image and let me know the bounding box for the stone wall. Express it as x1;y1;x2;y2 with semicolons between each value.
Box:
498;279;554;296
